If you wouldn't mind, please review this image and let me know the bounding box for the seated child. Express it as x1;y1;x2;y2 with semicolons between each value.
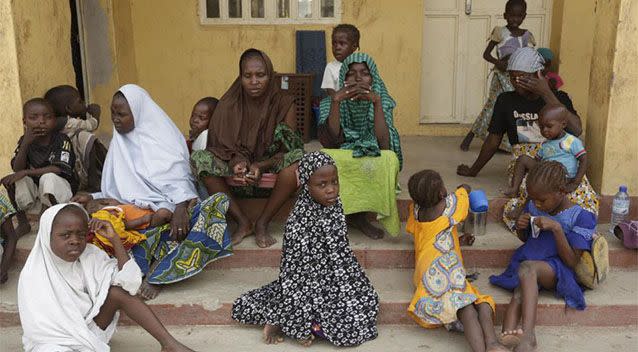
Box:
45;85;107;192
187;96;218;152
537;47;564;90
1;98;77;236
321;24;360;97
232;152;379;347
406;170;507;352
18;204;194;351
0;192;17;284
490;161;596;351
504;104;587;197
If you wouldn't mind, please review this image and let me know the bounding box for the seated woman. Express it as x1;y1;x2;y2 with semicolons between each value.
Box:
456;47;598;231
317;52;402;239
191;49;304;248
72;84;232;299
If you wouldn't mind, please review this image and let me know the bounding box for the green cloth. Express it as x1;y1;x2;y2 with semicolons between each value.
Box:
319;52;403;169
322;148;401;236
190;123;304;198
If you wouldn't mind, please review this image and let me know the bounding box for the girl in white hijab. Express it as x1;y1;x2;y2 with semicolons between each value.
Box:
18;203;193;352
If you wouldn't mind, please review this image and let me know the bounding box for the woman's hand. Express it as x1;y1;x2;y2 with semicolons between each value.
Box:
89;218;121;244
170;202;190;241
71;193;94;205
333;83;360;103
232;160;248;177
515;71;553;96
245;164;262;185
516;213;531;231
351;83;380;103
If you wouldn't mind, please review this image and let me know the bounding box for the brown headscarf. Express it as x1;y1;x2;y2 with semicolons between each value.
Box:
206;49;295;165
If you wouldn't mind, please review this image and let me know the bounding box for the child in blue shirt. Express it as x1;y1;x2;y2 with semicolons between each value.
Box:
504;104;587;197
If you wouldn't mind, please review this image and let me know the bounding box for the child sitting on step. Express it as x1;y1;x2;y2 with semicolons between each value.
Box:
18;203;194;352
321;24;360;97
490;161;596;352
406;170;507;352
187;96;218;153
45;85;107;192
1;98;78;235
232;152;379;347
504;104;587;197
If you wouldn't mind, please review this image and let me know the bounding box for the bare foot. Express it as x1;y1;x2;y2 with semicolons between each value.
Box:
231;221;254;246
254;222;276;248
503;187;518;198
350;213;385;239
460;132;474;151
160;341;195;351
139;280;162;300
263;324;284;344
459;233;475;246
487;341;510;352
514;333;537;352
499;329;523;348
297;335;315;347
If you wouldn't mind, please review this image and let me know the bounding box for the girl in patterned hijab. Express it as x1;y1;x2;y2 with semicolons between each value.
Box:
232;151;379;347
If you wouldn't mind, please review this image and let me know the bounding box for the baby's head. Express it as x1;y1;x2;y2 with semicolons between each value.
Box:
408;170;447;209
85;198;120;215
189;97;218;139
44;85;86;118
23;98;57;137
504;0;527;30
331;24;360;62
50;204;88;262
527;161;568;214
111;91;135;134
539;104;568;140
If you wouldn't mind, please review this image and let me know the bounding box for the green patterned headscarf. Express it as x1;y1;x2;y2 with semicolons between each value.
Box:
320;52;403;169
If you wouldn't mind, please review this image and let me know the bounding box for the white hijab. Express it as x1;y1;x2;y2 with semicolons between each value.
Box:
18;204;141;352
98;84;197;212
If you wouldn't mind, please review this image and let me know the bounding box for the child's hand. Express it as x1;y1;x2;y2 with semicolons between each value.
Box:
89;218;121;244
87;104;101;121
516;213;531;231
1;170;28;187
533;216;561;233
496;59;508;71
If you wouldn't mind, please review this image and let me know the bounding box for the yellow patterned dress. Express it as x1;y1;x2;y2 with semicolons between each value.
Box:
407;188;495;329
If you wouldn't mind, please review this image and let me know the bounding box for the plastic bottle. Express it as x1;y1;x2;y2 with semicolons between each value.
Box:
610;185;630;234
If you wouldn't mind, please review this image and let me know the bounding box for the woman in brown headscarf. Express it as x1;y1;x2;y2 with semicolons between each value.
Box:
191;49;304;248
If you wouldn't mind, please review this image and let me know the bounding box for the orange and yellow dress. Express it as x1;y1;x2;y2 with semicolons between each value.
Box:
407;188;495;328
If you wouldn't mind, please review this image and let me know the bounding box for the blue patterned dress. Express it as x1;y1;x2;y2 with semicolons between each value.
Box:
490;202;596;310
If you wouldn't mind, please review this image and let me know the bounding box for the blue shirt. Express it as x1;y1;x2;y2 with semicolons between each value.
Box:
537;133;586;178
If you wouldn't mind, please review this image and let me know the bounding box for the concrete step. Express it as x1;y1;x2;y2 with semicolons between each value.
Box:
1;325;637;352
2;267;636;327
11;222;638;269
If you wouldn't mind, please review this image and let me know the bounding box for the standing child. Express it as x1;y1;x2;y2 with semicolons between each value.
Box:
232;152;379;347
321;24;360;97
460;0;536;151
504;104;587;197
45;85;107;192
537;47;564;90
407;170;507;352
490;161;596;352
187;96;218;152
18;204;194;351
1;98;77;236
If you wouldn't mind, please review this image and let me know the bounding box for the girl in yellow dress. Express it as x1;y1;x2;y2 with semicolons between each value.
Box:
407;170;507;352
